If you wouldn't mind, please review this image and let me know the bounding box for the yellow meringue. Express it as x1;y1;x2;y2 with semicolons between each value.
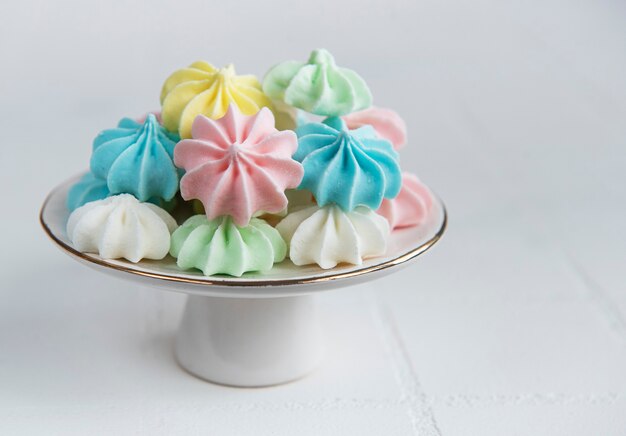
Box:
160;62;272;138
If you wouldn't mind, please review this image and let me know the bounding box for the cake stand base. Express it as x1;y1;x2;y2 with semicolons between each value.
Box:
40;174;446;388
175;294;324;387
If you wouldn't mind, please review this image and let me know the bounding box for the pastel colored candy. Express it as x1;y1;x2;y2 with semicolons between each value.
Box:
276;204;389;269
67;194;178;263
90;114;180;202
66;172;178;213
342;107;407;150
263;49;372;117
67;172;110;212
170;215;287;277
161;62;272;138
294;117;401;211
174;105;304;226
377;172;433;229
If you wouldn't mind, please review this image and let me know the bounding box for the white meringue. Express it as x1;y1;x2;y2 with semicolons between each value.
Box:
276;204;389;269
67;194;178;263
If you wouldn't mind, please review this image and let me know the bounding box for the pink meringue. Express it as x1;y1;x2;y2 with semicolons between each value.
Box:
342;106;407;150
376;172;433;229
174;105;304;226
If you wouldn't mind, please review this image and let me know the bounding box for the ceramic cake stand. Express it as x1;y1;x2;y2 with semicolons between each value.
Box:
40;175;447;387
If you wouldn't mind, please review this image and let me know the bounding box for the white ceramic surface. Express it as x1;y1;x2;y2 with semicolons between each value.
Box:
176;295;323;387
40;174;447;297
40;174;446;386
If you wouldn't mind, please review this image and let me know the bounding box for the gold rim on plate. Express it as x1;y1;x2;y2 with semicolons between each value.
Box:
40;179;447;288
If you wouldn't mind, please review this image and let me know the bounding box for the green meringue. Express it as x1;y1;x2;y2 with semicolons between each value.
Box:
263;49;372;117
170;215;287;277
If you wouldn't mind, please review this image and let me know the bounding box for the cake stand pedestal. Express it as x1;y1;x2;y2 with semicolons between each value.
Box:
40;175;446;387
176;295;321;386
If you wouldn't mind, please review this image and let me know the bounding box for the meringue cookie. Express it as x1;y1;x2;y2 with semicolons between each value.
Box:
90;114;180;202
263;49;372;117
161;62;272;138
342;107;407;150
67;172;110;212
294;117;401;211
170;215;287;277
67;194;177;263
276;204;389;269
174;105;304;226
377;172;433;229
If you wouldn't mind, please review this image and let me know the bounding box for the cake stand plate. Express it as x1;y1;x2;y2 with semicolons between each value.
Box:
40;175;447;387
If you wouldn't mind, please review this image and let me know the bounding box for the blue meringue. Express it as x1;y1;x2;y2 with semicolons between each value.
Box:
90;114;181;202
66;172;110;212
294;117;401;211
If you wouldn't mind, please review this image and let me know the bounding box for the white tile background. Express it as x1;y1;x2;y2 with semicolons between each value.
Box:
1;0;625;434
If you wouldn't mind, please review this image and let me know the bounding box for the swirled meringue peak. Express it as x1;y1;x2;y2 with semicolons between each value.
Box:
90;114;180;202
170;215;287;277
67;194;177;263
342;107;407;150
377;172;433;230
67;172;110;212
136;111;162;124
294;117;401;211
263;49;372;117
161;62;272;138
276;204;389;269
174;105;304;226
